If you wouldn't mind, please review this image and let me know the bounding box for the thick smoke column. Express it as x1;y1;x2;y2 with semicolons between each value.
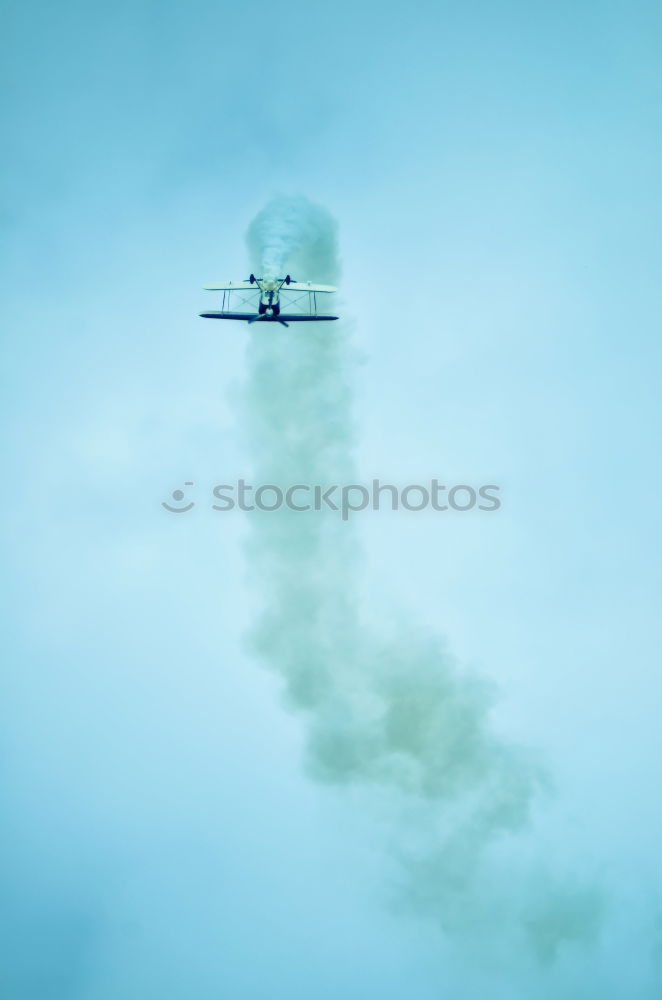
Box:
241;197;602;957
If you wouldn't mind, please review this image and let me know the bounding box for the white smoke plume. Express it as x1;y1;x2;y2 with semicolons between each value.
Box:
241;196;603;959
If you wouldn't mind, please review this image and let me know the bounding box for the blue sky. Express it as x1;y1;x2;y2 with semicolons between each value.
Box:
2;1;662;997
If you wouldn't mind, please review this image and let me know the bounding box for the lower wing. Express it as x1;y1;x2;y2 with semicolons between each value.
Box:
199;312;338;322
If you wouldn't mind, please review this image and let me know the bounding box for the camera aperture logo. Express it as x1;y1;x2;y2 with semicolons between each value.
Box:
161;479;501;520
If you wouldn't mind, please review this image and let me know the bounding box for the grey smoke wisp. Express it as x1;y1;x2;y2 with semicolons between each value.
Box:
241;196;603;959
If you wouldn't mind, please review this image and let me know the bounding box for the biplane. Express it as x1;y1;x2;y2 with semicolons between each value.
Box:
199;274;338;328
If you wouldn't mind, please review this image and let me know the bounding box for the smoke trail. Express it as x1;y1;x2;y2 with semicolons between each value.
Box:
241;196;603;957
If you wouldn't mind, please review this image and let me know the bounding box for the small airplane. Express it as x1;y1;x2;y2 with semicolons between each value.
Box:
199;274;338;328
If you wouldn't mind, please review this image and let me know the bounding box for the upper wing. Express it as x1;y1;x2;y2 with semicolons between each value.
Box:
284;282;337;293
203;281;257;291
203;281;336;292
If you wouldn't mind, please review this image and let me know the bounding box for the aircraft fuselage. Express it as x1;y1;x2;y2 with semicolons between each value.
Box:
256;275;282;315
